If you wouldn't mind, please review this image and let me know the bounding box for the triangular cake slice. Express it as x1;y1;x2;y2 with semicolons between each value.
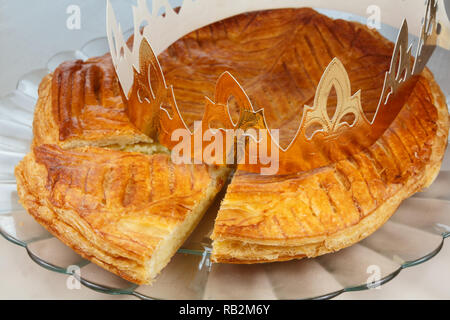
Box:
16;145;228;284
15;7;449;284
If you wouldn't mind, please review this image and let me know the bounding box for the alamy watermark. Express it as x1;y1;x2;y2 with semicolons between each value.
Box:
366;264;382;290
66;265;81;290
66;5;81;30
366;5;381;30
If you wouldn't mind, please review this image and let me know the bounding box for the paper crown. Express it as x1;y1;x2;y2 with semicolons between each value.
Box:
106;0;440;175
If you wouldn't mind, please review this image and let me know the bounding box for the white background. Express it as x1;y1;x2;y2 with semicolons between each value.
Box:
0;0;449;300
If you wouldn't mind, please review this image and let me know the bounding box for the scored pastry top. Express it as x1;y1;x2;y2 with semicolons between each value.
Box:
105;0;440;175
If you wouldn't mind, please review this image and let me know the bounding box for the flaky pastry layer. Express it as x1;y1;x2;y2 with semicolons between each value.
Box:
14;8;449;281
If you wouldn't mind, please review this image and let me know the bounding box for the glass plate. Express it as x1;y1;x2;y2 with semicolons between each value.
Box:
1;11;450;300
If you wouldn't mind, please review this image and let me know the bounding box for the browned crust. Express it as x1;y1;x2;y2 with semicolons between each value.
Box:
32;75;58;147
34;56;151;149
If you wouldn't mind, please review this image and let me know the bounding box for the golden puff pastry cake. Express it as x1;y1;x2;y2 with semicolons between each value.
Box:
15;8;449;283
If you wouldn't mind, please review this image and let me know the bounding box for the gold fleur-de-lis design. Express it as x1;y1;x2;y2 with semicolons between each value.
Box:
300;58;367;140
